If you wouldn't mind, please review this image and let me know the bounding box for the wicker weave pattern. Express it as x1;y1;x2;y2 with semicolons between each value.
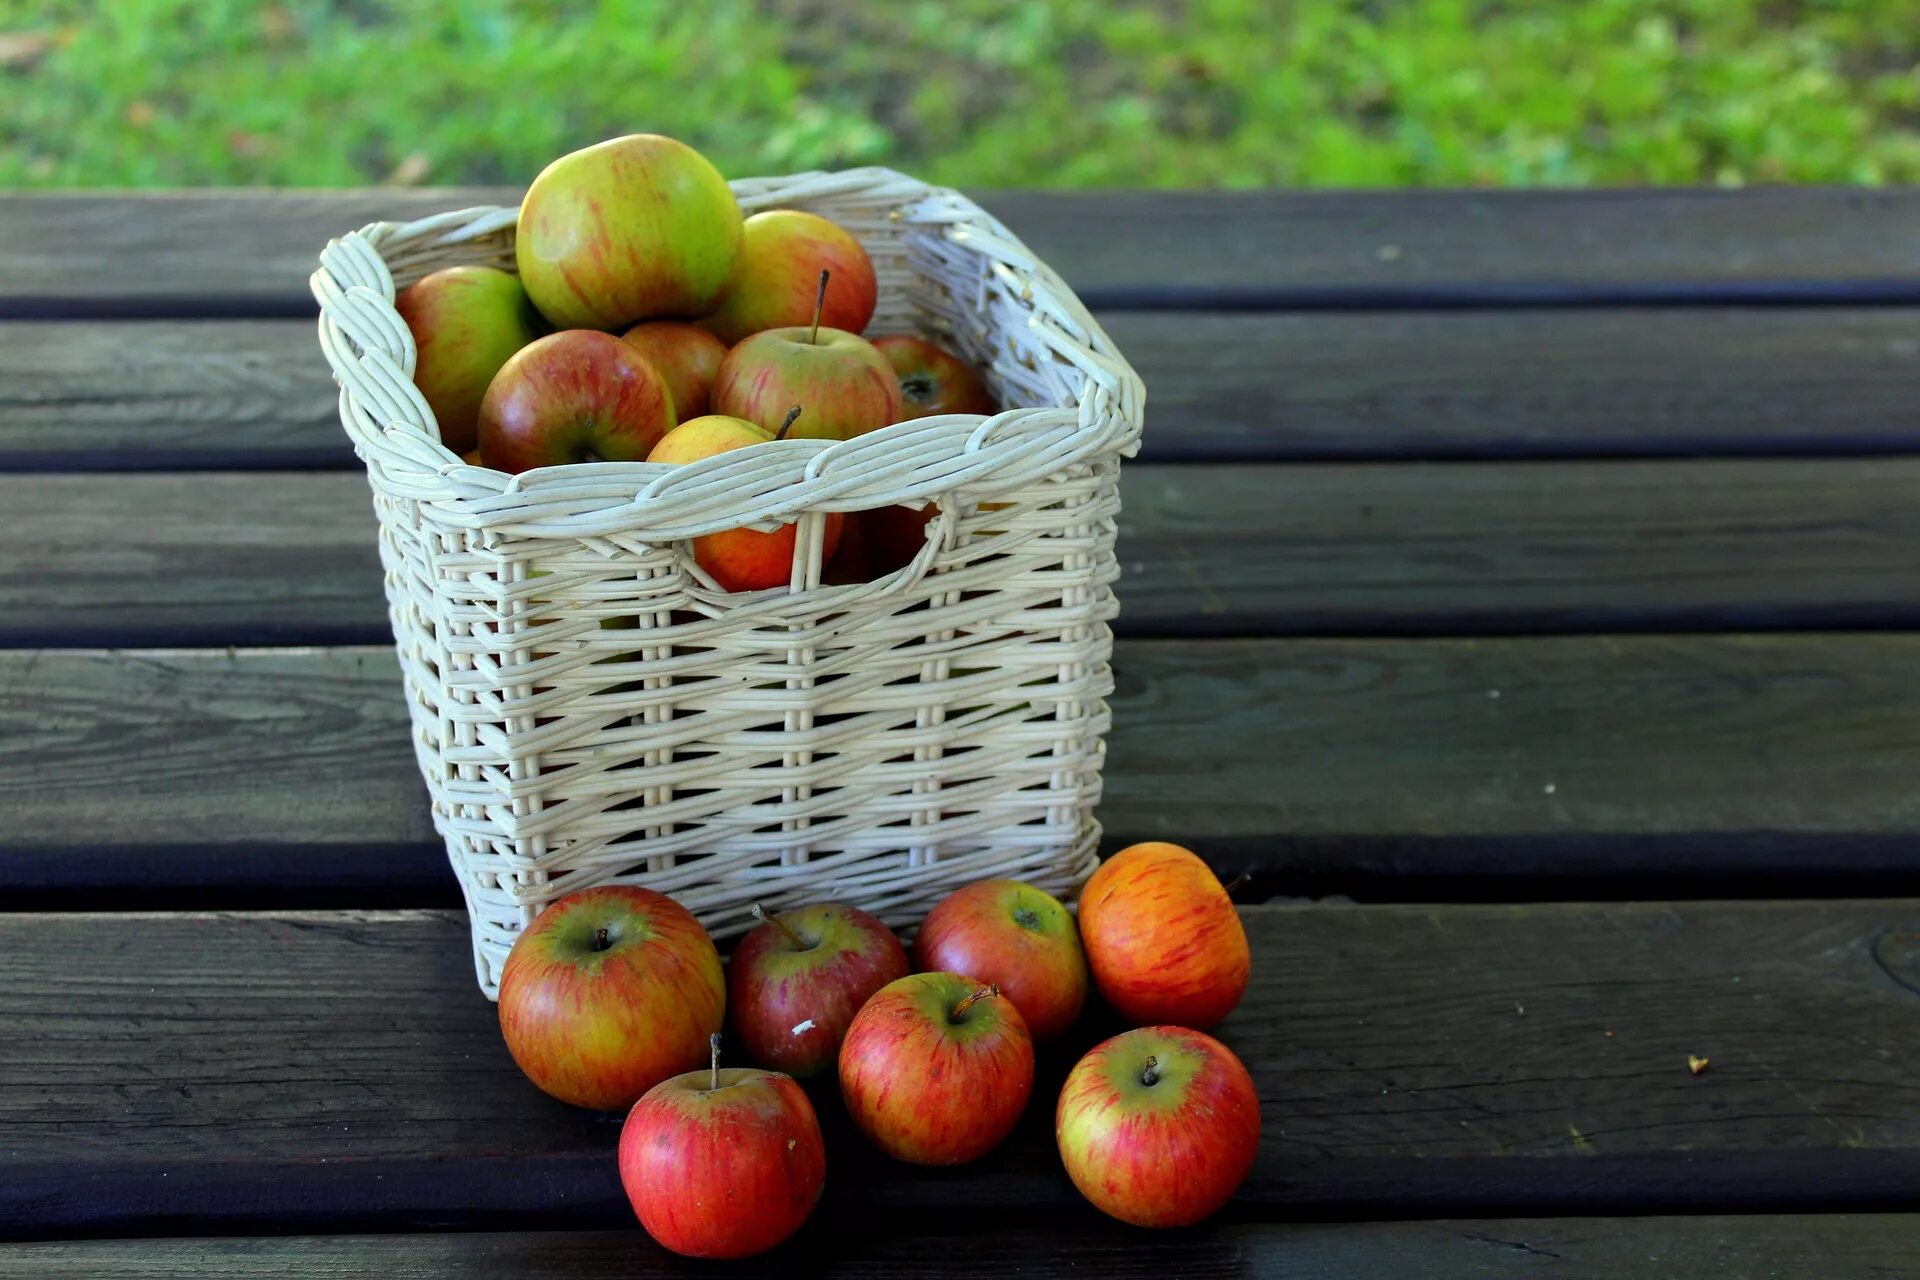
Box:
311;168;1143;996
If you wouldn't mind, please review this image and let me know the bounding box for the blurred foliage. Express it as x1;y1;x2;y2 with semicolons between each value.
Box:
3;0;1920;188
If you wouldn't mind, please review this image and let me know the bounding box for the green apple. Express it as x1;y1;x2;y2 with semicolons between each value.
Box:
395;265;544;453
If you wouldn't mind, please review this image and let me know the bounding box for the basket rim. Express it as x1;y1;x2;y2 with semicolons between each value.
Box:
309;166;1144;539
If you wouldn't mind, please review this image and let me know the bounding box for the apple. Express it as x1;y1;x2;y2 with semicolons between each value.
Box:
516;133;742;330
1079;842;1249;1029
478;329;675;474
727;901;909;1077
619;1035;826;1259
699;209;878;345
395;265;546;453
620;320;729;421
913;879;1087;1041
1056;1025;1260;1227
646;411;843;591
711;271;903;441
871;335;995;421
838;972;1033;1165
497;885;724;1111
863;503;937;577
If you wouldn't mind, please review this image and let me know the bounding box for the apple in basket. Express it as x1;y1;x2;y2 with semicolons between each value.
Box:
497;885;725;1111
620;320;730;422
871;335;995;420
727;901;909;1077
914;879;1088;1041
1056;1025;1260;1228
515;133;743;331
1079;842;1249;1029
620;1035;826;1258
839;973;1034;1165
646;409;843;592
713;271;903;441
699;209;879;345
478;329;675;474
394;265;546;454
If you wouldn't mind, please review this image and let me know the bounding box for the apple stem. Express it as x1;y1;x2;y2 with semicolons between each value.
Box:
950;983;1000;1022
809;268;829;345
1141;1055;1161;1087
1221;872;1251;900
592;927;610;952
751;901;810;951
709;1032;722;1092
776;405;804;441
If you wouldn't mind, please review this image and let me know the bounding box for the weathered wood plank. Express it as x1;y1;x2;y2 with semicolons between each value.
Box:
7;637;1920;895
10;310;1920;471
5;1217;1919;1278
2;901;1917;1235
8;459;1920;647
6;188;1920;313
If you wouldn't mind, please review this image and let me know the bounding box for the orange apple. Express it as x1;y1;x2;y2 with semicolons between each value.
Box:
871;335;995;420
1079;842;1249;1029
699;210;878;345
648;413;843;592
620;321;729;422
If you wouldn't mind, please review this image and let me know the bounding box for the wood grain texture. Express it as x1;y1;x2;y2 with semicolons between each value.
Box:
6;188;1920;313
3;901;1918;1235
10;310;1920;471
4;1218;1918;1278
7;634;1920;894
8;458;1920;646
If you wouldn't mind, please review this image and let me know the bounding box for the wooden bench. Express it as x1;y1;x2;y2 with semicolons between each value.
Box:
3;188;1920;1276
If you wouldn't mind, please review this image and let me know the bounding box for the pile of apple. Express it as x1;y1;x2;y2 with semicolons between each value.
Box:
498;841;1256;1258
396;133;997;591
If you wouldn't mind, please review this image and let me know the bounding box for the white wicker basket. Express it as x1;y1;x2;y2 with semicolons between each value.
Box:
310;167;1144;997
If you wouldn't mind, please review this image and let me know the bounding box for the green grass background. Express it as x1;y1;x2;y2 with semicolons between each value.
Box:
5;0;1920;188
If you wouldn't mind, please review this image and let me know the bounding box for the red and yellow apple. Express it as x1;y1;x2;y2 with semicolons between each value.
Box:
1056;1025;1260;1227
838;972;1033;1165
727;902;909;1077
395;265;546;454
700;210;877;345
497;885;725;1111
619;1037;826;1259
712;325;902;441
646;413;843;592
478;329;675;474
871;335;994;420
620;320;728;421
914;879;1087;1041
1079;842;1249;1029
516;133;742;330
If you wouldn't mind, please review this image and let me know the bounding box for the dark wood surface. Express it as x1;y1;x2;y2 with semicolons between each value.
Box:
10;458;1920;646
4;186;1917;1269
6;1217;1919;1279
4;901;1918;1236
6;188;1920;315
10;635;1920;900
11;310;1920;471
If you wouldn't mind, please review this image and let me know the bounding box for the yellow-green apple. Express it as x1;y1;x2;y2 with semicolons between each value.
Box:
516;133;742;330
1079;842;1249;1029
1056;1025;1260;1227
478;329;675;474
838;973;1033;1165
913;879;1087;1040
620;320;728;421
871;335;995;420
700;210;877;345
497;885;724;1110
646;411;843;591
395;265;545;453
711;272;903;441
727;902;909;1077
619;1035;825;1258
